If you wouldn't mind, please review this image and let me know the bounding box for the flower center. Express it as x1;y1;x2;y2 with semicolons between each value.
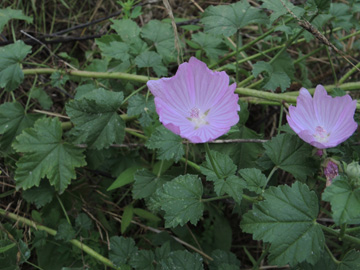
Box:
187;107;209;129
313;126;330;143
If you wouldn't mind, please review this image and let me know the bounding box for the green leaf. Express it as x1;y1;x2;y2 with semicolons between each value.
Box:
209;250;241;270
306;0;331;13
75;213;93;231
129;250;155;270
213;175;245;204
127;94;155;128
109;236;138;267
0;102;42;151
22;181;55;208
261;0;305;23
155;174;204;227
322;176;360;225
13;117;86;193
18;240;30;263
135;51;167;77
141;20;175;62
201;1;268;37
191;32;226;59
146;126;184;162
0;41;32;91
55;221;76;241
133;208;161;222
253;52;294;92
132;169;171;199
0;8;33;32
296;249;336;270
338;250;360;270
122;205;134;234
239;168;267;194
200;150;237;182
50;72;69;88
31;87;53;110
241;182;324;266
110;19;141;43
96;38;130;60
66;88;125;149
107;166;142;191
263;134;317;181
0;239;17;270
159;250;203;270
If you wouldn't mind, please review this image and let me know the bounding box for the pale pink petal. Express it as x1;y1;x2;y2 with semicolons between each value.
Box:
147;57;240;143
187;57;231;111
287;84;357;149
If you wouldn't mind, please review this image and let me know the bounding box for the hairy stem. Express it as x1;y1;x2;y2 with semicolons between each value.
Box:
0;208;119;270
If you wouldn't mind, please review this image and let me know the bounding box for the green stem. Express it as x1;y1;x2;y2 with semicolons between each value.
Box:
263;167;278;191
339;61;360;84
204;143;221;179
23;68;155;83
157;160;164;177
277;105;284;135
56;194;71;225
208;17;294;69
326;46;338;84
0;208;119;269
24;75;38;113
243;246;257;266
202;195;230;203
180;157;201;172
345;226;360;233
253;244;270;269
121;84;147;105
235;30;239;83
339;223;347;240
125;128;147;140
216;46;282;71
325;244;340;264
320;224;360;247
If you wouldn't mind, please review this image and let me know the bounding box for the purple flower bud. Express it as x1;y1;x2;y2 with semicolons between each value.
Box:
287;85;357;149
147;57;240;143
324;160;339;186
315;149;323;157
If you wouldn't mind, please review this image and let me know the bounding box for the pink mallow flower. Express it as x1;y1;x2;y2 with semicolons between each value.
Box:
147;57;240;143
287;85;357;149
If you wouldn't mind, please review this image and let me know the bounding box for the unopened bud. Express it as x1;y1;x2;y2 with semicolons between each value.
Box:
324;160;339;187
345;161;360;186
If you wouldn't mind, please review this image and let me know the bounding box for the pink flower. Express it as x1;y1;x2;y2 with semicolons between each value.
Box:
287;85;357;149
147;57;240;143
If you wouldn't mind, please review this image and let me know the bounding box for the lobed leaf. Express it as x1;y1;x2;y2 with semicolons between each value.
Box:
241;181;324;266
13;117;86;193
155;174;204;227
159;250;203;270
0;8;32;32
66;88;125;149
263;133;317;181
201;1;268;36
0;41;32;91
146;126;184;162
0;102;42;151
141;20;176;62
109;236;138;267
322;176;360;225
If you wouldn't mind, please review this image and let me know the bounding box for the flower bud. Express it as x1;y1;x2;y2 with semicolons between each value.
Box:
324;160;339;187
345;161;360;186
